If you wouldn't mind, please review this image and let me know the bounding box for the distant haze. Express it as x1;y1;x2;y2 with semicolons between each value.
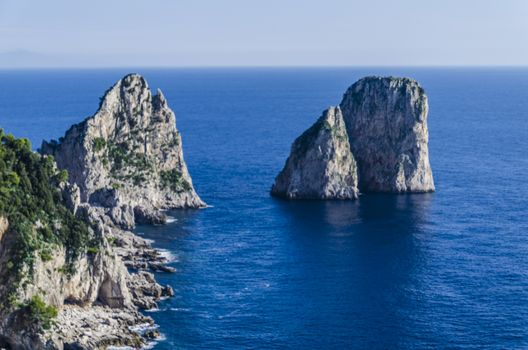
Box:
0;0;527;67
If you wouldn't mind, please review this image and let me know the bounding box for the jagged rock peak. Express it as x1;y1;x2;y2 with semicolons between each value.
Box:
41;73;205;228
271;106;359;199
340;76;435;193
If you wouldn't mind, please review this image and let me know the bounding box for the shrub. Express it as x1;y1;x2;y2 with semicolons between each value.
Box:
160;169;191;193
92;137;106;152
56;169;69;183
24;295;58;330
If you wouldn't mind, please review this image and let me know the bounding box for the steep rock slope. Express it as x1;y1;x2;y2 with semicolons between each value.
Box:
340;76;434;192
0;131;144;349
272;76;435;199
271;107;358;199
41;74;204;228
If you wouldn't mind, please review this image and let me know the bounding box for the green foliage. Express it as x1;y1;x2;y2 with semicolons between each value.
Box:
0;129;94;291
56;169;69;183
92;137;106;153
107;236;117;246
39;249;53;262
86;246;100;254
23;295;58;330
160;169;191;193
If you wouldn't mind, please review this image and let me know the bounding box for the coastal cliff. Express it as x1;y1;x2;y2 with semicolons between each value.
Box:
271;107;358;199
272;76;434;198
0;132;149;349
0;74;199;349
41;74;204;228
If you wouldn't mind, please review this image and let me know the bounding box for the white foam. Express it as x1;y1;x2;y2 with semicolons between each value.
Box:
129;322;159;335
141;333;166;349
144;307;165;313
166;216;177;223
170;307;191;312
157;248;177;263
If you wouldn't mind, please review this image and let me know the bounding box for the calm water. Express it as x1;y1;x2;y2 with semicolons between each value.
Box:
1;68;527;349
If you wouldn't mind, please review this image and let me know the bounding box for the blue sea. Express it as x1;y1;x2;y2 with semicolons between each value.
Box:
1;68;527;349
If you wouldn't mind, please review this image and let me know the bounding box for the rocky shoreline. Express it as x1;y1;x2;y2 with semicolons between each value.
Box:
49;226;177;349
0;73;203;349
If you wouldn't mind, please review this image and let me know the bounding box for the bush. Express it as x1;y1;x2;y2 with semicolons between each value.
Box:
24;295;58;330
92;137;106;152
56;169;69;183
160;169;191;193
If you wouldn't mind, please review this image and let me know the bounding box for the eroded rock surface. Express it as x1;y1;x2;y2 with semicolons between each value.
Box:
340;76;434;192
41;73;204;228
271;107;358;199
272;76;435;199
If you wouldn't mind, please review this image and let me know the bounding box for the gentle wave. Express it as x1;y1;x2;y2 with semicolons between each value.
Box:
166;216;177;223
158;248;177;263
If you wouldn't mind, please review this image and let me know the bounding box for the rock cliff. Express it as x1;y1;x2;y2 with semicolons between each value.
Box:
340;76;434;192
41;73;204;228
0;132;146;349
271;107;358;199
0;74;190;348
272;76;434;198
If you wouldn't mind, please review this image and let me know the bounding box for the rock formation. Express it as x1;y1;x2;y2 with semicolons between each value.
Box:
340;76;434;192
271;107;358;199
272;76;434;198
0;74;197;349
41;73;204;228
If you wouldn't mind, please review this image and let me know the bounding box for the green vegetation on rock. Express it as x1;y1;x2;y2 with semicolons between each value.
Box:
0;129;95;296
160;169;191;193
93;137;106;152
23;295;58;330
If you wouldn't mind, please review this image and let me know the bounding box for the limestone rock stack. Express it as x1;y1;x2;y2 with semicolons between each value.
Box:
272;76;434;198
271;107;358;199
340;76;434;193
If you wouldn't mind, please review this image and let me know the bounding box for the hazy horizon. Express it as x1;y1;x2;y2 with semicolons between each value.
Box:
0;0;527;68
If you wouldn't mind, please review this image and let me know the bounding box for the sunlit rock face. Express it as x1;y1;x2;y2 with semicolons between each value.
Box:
271;106;359;199
272;76;434;199
41;74;205;227
340;76;434;193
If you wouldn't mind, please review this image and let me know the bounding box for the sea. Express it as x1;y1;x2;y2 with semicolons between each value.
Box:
0;68;527;349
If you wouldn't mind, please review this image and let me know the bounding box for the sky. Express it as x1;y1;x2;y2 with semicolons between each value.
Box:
0;0;527;67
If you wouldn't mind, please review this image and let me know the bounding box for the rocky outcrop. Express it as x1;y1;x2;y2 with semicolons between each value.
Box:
340;76;434;192
0;76;186;348
41;73;204;228
272;76;434;199
271;107;358;199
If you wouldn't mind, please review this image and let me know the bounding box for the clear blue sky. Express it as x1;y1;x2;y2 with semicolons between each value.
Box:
0;0;526;67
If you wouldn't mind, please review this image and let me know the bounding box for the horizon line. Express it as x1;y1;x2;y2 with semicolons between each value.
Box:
1;64;528;70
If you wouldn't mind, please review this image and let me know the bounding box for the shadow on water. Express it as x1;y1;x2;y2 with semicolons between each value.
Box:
273;193;435;348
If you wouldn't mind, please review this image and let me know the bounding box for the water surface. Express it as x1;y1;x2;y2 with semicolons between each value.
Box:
0;68;527;349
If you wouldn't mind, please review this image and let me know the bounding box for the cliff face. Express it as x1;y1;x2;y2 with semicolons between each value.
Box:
41;74;204;228
0;74;188;348
0;133;141;349
271;107;358;199
340;76;434;192
272;76;434;199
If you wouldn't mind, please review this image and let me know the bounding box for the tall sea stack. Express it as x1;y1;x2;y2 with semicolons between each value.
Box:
271;76;434;198
340;76;434;193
